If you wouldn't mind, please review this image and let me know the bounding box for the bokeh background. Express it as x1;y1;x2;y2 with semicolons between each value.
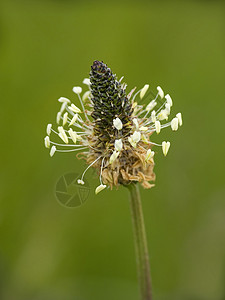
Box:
1;0;225;299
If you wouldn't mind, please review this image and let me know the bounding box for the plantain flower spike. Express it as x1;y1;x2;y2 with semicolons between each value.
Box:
44;60;182;193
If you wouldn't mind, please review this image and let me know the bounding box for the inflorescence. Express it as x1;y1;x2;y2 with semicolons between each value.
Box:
44;61;182;194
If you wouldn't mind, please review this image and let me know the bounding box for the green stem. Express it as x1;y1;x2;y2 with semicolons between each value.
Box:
127;183;152;300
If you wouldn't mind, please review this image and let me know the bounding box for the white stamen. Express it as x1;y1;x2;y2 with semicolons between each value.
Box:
141;134;149;144
155;120;161;134
44;136;50;148
68;128;78;144
133;118;139;129
176;112;182;126
77;179;85;185
113;117;123;130
83;78;91;86
109;151;120;164
171;117;179;131
68;103;81;113
72;86;82;94
115;139;123;152
50;146;56;157
82;90;91;102
58;97;71;104
145;149;155;162
146;100;157;112
157;86;164;99
162;141;170;156
140;84;149;99
63;112;68;126
69;114;78;126
58;126;68;144
128;137;137;148
165;94;173;106
47;124;52;136
95;184;107;195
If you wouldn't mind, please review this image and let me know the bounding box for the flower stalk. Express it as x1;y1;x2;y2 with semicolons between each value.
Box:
127;183;152;300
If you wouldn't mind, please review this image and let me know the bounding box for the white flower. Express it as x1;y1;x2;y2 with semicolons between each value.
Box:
165;94;173;106
69;114;78;126
155;120;161;134
46;124;52;136
157;86;164;99
83;78;91;86
44;136;50;148
113;117;123;130
176;112;182;126
77;179;85;185
145;149;155;162
95;184;107;194
58;97;71;104
115;139;123;152
72;86;82;94
162;141;170;156
68;103;81;113
140;84;149;99
50;145;56;157
171;117;179;131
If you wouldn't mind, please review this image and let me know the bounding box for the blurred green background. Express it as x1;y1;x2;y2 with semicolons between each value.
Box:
1;0;225;299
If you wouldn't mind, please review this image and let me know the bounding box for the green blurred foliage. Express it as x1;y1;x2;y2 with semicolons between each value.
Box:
0;0;225;299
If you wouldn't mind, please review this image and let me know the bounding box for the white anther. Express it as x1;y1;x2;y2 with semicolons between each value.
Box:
44;136;50;148
165;94;173;106
162;141;170;156
77;179;85;185
157;86;164;99
139;126;148;131
50;146;56;157
46;124;52;136
95;184;107;195
82;90;91;101
113;117;123;130
63;112;68;126
151;110;156;123
157;110;169;121
58;126;68;144
68;103;81;113
69;113;78;126
68;128;78;144
155;120;161;134
146;100;157;111
56;112;61;124
83;78;91;86
140;84;149;99
58;97;71;104
132;131;141;143
171;117;179;131
176;112;182;126
72;86;82;94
